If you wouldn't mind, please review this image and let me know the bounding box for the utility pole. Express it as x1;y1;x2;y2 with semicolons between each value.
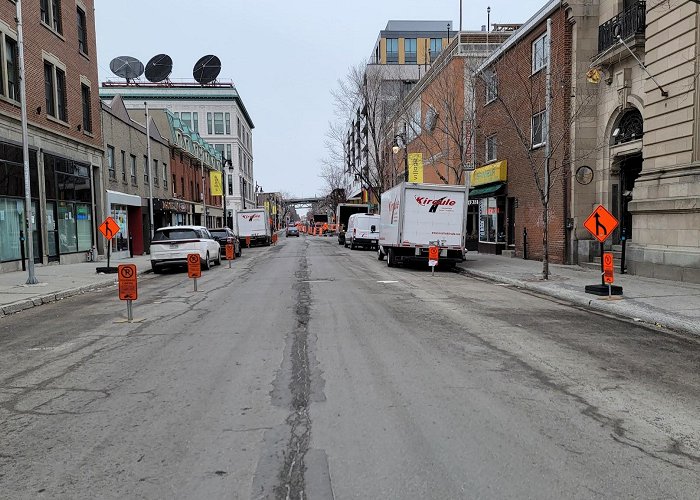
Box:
460;0;463;31
16;0;38;284
145;102;154;240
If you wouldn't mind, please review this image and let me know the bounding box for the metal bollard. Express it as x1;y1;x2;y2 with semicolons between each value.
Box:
522;227;528;260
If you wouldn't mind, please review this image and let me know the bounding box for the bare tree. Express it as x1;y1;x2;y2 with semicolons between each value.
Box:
331;62;409;199
396;54;478;186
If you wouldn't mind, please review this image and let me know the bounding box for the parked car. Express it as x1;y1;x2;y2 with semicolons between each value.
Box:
345;213;381;250
286;226;300;237
208;227;242;258
150;225;221;273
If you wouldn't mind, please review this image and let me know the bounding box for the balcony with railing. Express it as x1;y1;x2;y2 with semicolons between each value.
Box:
598;1;646;54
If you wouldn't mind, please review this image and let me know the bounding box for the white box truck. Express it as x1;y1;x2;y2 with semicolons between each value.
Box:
236;209;271;246
378;182;468;268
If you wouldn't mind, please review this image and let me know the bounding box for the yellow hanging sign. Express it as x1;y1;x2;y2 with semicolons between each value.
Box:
408;153;423;183
209;171;223;196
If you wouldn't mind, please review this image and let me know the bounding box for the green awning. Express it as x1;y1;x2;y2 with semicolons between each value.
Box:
469;182;505;198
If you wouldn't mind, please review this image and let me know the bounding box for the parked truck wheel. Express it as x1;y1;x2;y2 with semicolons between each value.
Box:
387;248;396;267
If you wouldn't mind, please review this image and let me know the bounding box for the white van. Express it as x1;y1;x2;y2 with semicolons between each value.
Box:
345;214;380;250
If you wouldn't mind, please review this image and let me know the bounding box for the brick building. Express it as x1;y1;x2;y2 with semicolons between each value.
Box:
0;0;103;271
99;95;170;258
143;109;224;229
474;0;572;263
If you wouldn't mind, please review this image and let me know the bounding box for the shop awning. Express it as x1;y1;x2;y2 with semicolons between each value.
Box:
469;182;505;198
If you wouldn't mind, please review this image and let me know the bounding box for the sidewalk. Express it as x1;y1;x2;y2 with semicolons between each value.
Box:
457;254;700;338
0;255;152;317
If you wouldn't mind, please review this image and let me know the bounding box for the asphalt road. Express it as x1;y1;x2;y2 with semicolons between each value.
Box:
0;236;698;499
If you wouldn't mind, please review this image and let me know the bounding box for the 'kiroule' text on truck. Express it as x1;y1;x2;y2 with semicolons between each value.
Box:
378;182;468;269
236;209;271;246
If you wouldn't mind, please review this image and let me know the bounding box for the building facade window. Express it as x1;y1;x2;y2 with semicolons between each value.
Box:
226;144;232;160
81;83;92;132
225;112;231;135
237;117;241;138
41;0;63;34
213;112;224;134
486;135;497;162
429;38;442;61
531;110;547;148
180;111;199;132
77;7;88;54
163;163;168;188
3;36;20;102
206;112;213;134
153;159;159;186
130;154;137;184
107;145;115;179
44;61;67;122
228;174;233;195
404;38;417;63
485;70;497;103
386;38;398;63
143;155;149;183
120;150;126;182
532;33;548;74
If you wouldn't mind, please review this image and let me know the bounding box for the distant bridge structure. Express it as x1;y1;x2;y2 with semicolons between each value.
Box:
284;196;325;205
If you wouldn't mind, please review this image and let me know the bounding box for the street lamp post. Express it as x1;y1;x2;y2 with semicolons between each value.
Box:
221;152;233;228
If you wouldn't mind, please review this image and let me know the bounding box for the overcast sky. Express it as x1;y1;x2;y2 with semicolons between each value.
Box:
95;0;543;198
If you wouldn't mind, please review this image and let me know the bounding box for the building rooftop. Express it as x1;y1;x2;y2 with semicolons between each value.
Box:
100;80;254;129
384;20;454;32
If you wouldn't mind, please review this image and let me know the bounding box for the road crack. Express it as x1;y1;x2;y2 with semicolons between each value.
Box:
275;251;313;500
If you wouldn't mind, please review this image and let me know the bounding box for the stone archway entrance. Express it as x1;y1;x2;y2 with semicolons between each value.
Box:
609;107;644;244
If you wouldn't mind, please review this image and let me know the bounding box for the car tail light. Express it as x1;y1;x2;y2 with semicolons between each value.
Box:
353;228;356;235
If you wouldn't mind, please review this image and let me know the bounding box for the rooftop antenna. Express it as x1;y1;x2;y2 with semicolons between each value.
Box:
144;54;173;83
193;55;221;85
109;56;144;83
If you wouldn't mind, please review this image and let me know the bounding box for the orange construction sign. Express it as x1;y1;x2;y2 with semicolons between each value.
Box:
225;243;234;260
99;216;121;241
428;246;439;261
603;252;614;284
187;253;201;278
118;264;137;300
583;205;618;243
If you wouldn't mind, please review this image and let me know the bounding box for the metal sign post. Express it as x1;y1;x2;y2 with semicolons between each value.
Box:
187;253;201;292
583;206;623;296
428;244;439;276
117;264;139;323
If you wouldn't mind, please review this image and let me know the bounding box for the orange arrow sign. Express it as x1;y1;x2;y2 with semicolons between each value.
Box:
583;205;618;243
99;216;121;241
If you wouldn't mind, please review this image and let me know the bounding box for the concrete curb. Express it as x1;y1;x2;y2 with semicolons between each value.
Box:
457;266;700;338
0;267;152;318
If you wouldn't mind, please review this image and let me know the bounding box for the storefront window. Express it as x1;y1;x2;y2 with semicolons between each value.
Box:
0;198;23;261
58;201;78;253
76;204;92;251
479;197;505;243
111;206;129;252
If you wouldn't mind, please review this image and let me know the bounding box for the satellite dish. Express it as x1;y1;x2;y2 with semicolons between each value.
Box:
193;55;221;85
109;56;144;80
145;54;173;82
